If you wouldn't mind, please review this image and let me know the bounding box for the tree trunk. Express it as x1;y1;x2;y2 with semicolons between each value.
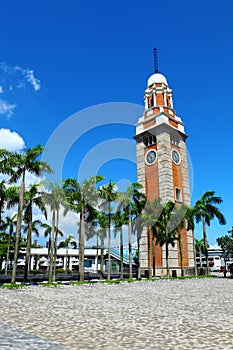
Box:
147;227;152;278
120;228;124;280
128;209;132;279
65;247;68;274
52;209;59;283
100;229;104;280
5;227;12;275
152;234;156;277
200;249;203;268
166;243;169;277
107;202;111;280
79;208;85;282
11;179;25;284
96;232;99;273
202;217;209;274
24;213;32;282
48;210;55;284
192;229;197;276
178;231;184;277
137;236;141;279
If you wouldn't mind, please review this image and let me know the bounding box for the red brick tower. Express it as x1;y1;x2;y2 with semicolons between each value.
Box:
134;58;195;276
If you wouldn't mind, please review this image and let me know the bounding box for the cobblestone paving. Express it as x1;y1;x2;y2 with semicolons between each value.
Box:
0;278;232;349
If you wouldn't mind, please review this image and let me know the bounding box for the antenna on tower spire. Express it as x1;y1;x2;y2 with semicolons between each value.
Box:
153;48;159;73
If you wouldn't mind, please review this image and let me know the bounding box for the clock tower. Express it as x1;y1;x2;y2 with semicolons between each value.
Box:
134;55;195;276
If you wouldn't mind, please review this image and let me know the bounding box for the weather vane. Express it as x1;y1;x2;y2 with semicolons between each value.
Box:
153;48;159;73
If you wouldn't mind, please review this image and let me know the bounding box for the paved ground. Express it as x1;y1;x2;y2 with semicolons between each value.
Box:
0;277;232;349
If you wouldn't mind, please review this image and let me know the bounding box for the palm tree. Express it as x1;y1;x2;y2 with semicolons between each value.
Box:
140;198;163;277
132;212;144;278
99;181;118;280
0;214;17;275
41;222;64;271
0;181;20;225
194;238;205;269
42;182;66;283
0;180;8;225
171;204;188;277
63;175;104;282
58;234;77;273
23;184;47;282
156;201;177;277
112;210;127;279
194;191;226;274
96;210;108;279
117;183;146;279
1;145;52;284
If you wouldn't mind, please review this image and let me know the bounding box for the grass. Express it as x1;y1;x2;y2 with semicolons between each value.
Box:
39;282;60;287
0;283;26;289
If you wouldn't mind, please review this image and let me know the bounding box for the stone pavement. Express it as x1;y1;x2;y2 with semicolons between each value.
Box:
0;278;232;349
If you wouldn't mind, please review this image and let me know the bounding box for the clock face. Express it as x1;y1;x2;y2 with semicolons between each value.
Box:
172;149;181;165
145;150;157;165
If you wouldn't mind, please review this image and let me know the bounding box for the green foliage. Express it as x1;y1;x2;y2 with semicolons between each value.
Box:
0;283;26;289
40;282;59;287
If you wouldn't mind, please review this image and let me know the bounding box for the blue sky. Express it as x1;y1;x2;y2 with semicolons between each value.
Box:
0;0;233;245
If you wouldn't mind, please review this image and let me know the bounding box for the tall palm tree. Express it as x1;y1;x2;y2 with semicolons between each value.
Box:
23;184;47;282
140;198;162;277
194;191;226;274
112;210;127;279
63;175;104;282
41;222;64;271
96;210;108;279
171;204;188;277
156;201;177;277
58;234;77;273
42;182;66;283
0;214;17;275
0;181;20;225
194;238;205;269
99;181;118;280
117;183;146;279
0;180;8;225
132;212;144;278
1;145;52;284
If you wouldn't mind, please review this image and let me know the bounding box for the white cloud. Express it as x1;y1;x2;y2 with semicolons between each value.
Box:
0;86;3;93
0;99;16;119
0;128;25;151
0;62;41;92
14;65;41;91
24;69;41;91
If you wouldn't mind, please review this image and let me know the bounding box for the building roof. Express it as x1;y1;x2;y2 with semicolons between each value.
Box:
147;73;167;86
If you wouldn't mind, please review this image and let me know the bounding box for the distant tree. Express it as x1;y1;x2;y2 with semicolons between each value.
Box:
194;238;205;269
171;204;187;277
42;182;66;283
195;191;226;275
0;145;52;284
63;176;104;282
0;214;17;275
23;184;47;282
117;183;146;279
217;234;233;269
58;234;77;273
112;210;127;279
99;181;118;280
96;210;108;278
156;201;177;277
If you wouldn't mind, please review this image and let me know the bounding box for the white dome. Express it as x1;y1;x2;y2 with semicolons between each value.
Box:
147;73;167;86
